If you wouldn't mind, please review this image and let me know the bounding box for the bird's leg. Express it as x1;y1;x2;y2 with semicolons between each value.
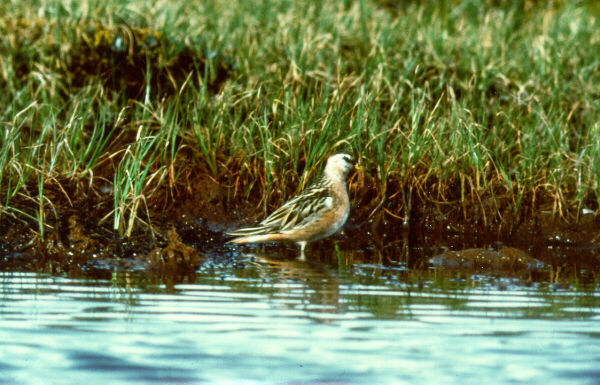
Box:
298;241;306;260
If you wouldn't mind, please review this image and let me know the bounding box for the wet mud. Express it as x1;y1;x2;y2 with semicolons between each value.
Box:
1;172;599;290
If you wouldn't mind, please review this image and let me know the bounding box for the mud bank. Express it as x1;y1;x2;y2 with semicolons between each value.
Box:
1;176;599;283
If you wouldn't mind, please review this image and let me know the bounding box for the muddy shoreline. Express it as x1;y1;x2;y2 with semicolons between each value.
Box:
1;175;599;283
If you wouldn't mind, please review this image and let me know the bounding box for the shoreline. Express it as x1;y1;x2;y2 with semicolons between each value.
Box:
1;175;598;278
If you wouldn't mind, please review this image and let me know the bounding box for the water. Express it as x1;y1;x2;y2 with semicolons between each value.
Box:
1;250;599;385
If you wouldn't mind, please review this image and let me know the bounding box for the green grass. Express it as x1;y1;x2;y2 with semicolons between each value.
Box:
1;0;599;237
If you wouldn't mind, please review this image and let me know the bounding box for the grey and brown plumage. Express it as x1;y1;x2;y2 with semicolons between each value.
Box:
227;153;358;255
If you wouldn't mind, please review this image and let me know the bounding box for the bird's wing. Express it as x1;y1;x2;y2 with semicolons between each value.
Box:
258;181;333;232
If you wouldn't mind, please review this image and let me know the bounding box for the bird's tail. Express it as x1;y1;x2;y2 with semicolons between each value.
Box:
227;233;286;244
226;226;285;244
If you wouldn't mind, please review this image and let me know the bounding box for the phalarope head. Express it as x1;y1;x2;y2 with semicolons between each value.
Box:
323;153;357;181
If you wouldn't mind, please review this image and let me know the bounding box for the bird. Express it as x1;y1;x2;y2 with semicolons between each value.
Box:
227;153;359;256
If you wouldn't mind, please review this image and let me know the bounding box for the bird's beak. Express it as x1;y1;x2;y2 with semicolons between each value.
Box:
355;163;376;174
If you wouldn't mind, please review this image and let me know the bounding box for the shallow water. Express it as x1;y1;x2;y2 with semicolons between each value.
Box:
1;249;599;384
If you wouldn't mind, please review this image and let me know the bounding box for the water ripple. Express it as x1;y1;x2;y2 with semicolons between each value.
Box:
1;263;599;384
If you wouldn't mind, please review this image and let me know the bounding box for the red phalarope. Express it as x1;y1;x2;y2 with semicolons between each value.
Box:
227;153;358;256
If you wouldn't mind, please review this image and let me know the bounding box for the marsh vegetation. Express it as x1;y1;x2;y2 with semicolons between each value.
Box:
0;0;599;268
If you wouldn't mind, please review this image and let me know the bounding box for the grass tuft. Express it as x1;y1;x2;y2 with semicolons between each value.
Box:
1;0;599;237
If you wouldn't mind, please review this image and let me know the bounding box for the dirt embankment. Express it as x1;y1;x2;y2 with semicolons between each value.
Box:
1;170;599;282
